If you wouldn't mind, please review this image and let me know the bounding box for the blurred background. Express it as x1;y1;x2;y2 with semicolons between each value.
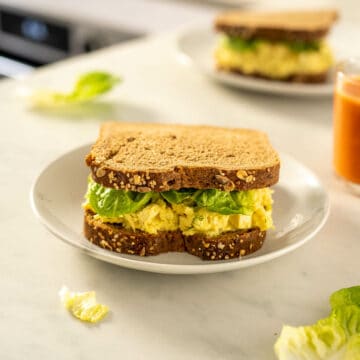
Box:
0;0;355;79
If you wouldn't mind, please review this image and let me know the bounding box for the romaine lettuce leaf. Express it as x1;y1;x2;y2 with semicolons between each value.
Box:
224;35;320;54
87;178;153;217
331;287;360;309
275;286;360;360
193;189;252;215
161;189;196;204
332;306;360;338
86;178;269;216
224;36;259;52
344;334;360;360
31;71;120;107
275;317;346;360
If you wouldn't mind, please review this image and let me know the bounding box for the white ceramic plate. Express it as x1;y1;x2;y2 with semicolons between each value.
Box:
177;22;360;97
31;144;329;275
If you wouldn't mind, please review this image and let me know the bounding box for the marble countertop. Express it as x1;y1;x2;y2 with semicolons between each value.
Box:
1;15;360;360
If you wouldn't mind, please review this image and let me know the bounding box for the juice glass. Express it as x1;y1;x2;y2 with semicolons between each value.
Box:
333;58;360;195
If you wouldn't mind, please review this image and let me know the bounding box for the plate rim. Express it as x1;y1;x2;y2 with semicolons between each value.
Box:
30;144;330;275
176;26;335;97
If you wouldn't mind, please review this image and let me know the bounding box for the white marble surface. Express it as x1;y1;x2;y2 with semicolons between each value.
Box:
1;11;360;360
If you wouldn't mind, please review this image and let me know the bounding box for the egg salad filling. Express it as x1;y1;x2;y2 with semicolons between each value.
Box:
215;35;333;79
84;177;274;237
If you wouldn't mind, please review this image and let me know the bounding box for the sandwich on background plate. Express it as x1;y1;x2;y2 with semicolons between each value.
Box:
214;9;338;83
83;122;280;261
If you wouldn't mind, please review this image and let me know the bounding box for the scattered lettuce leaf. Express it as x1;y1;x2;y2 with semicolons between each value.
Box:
332;306;360;338
275;286;360;359
31;71;121;107
344;334;360;360
275;317;346;360
87;178;153;217
331;287;360;309
59;286;109;323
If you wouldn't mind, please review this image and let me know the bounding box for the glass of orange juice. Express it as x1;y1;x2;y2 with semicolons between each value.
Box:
333;58;360;195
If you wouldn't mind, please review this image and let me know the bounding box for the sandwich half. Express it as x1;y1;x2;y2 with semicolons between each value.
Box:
83;122;280;260
214;9;338;83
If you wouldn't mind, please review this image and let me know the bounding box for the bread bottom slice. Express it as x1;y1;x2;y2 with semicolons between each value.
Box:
217;66;328;84
84;210;266;261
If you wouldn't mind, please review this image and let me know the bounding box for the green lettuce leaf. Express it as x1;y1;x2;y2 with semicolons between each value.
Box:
86;179;264;216
224;35;320;54
287;40;320;53
160;189;197;204
224;36;259;52
193;189;251;215
87;178;152;217
332;306;360;338
275;286;360;360
331;287;360;309
31;71;121;107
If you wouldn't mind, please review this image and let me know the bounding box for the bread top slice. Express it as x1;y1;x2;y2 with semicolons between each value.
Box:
85;122;280;192
215;9;338;42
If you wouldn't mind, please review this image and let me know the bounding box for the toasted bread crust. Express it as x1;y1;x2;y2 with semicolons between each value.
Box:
215;9;338;41
84;210;266;260
215;25;329;42
217;66;328;83
86;122;280;192
88;163;280;192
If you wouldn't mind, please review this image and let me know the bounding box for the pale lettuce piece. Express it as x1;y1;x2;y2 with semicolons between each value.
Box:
275;289;360;360
31;71;120;107
274;317;346;360
343;334;360;360
59;286;109;323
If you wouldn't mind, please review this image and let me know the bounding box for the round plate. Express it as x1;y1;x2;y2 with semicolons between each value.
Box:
177;22;360;97
30;144;329;274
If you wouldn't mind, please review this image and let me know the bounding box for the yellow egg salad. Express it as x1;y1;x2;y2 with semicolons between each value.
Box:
84;177;274;237
215;36;333;79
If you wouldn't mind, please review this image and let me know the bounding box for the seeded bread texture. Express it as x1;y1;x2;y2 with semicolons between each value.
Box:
86;122;280;192
84;210;266;260
217;66;328;83
215;9;338;41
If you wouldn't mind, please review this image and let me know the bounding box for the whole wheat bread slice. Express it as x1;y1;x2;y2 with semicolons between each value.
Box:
84;210;266;260
215;9;338;42
86;122;280;192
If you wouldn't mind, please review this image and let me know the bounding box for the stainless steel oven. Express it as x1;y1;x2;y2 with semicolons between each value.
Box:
0;5;143;78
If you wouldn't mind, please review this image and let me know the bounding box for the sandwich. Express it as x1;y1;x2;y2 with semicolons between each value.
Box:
83;122;280;261
214;9;338;83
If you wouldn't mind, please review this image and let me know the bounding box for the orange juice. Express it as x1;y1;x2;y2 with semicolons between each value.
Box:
333;75;360;184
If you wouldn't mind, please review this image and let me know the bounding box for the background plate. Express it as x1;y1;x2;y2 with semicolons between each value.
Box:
177;22;360;97
31;144;329;274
